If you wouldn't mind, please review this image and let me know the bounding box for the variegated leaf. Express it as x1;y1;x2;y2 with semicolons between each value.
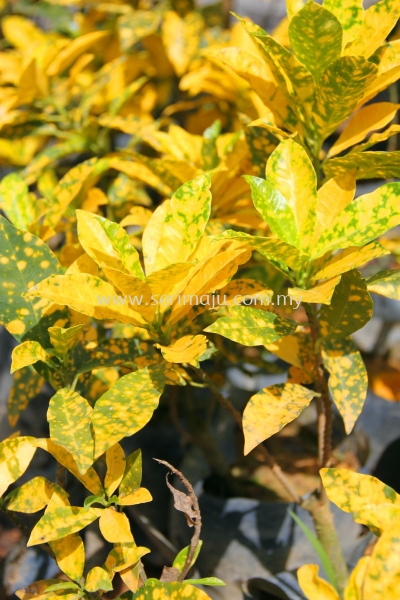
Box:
119;449;142;497
85;567;113;592
50;533;85;582
289;2;342;83
313;171;356;244
161;11;204;77
313;242;389;281
155;335;207;367
243;383;315;454
0;216;62;340
323;0;364;46
363;522;400;598
0;173;36;230
118;10;162;52
367;269;400;300
289;276;341;306
319;270;373;340
322;337;368;434
48;324;85;358
48;388;94;475
27;506;102;546
117;487;152;506
92;367;165;459
344;0;400;58
131;581;213;599
8;367;44;427
105;542;150;574
11;341;50;374
0;436;37;497
324;151;400;181
105;443;126;497
204;306;297;346
4;476;61;513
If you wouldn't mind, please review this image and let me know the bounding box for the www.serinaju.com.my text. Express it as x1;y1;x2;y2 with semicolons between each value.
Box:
96;294;302;309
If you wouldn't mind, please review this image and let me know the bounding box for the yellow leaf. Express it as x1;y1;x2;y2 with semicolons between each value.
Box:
345;556;370;600
36;438;104;496
297;564;340;600
117;487;152;506
0;436;37;496
288;276;341;305
81;187;108;213
162;11;204;76
313;171;357;243
363;521;400;598
323;0;364;47
4;476;59;513
2;16;45;50
155;335;207;367
105;542;150;574
85;567;113;592
344;0;400;59
11;341;50;374
120;563;140;593
243;384;315;454
99;508;133;543
328;102;399;158
28;506;103;546
142;201;170;276
105;443;126;497
49;533;85;581
119;207;152;228
47;31;110;76
28;273;146;327
356;66;400;111
48;324;85;357
101;269;154;322
265;329;314;372
66;253;98;277
314;242;389;282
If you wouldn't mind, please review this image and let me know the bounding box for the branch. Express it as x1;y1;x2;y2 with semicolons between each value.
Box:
155;459;202;582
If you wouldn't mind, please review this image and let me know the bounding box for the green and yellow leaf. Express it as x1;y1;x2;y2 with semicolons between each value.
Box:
117;487;152;506
367;269;400;300
8;367;44;428
48;324;85;357
344;0;400;58
28;505;102;546
323;0;364;46
313;171;356;244
161;11;204;77
4;476;60;513
155;335;207;367
131;581;213;599
312;242;389;281
49;533;85;582
0;436;37;496
289;276;341;305
0;173;36;230
11;341;50;374
119;449;142;497
105;443;126;497
85;567;113;593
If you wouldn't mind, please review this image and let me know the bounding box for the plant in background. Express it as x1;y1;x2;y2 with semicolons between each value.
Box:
1;0;400;599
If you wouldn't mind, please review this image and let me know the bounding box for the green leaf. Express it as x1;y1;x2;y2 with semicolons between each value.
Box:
204;306;297;347
323;0;364;46
313;182;400;258
0;216;62;340
287;509;337;590
367;269;400;300
322;337;368;434
119;449;142;497
173;541;203;574
76;209;144;280
201;120;221;171
289;1;343;83
0;173;35;230
184;578;225;587
314;56;378;141
92;367;165;459
48;388;94;475
324;151;400;181
27;506;102;546
319;270;373;340
243;383;315;454
8;366;44;428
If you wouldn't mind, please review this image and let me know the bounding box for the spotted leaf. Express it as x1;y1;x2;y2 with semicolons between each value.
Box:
313;171;357;244
49;533;85;582
104;443;126;497
119;449;142;496
48;324;85;358
289;2;342;83
8;367;44;427
324;151;400;181
27;506;102;546
314;56;378;141
11;341;50;375
155;335;208;367
204;306;297;347
322;337;367;434
92;367;165;459
0;436;37;497
48;388;94;475
286;0;305;21
76;210;144;279
0;173;36;230
4;476;61;513
85;567;113;593
105;542;150;574
363;521;400;598
118;10;162;52
367;269;400;300
298;564;340;600
313;183;400;258
323;0;364;46
0;217;62;340
312;242;389;281
161;11;204;77
243;383;315;454
319;270;373;340
99;508;133;543
344;0;400;58
132;581;213;599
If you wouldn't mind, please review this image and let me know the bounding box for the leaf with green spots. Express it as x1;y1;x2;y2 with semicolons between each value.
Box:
8;366;44;428
204;306;297;347
363;521;400;598
147;174;212;274
289;2;343;83
313;183;400;258
0;216;62;340
312;242;389;281
4;476;63;513
48;324;85;358
22;138;88;185
105;443;126;497
322;337;367;434
162;10;204;77
313;171;357;245
314;56;378;141
85;567;113;593
298;564;340;600
324;151;400;181
10;341;51;374
367;269;400;300
36;438;104;496
350;124;400;153
50;533;85;582
75;338;148;376
323;0;364;46
76;210;144;280
319;270;373;340
201;120;221;170
242;115;278;177
0;436;37;497
243;383;315;454
0;173;36;230
119;449;142;497
48;388;94;475
344;0;400;59
105;542;150;574
133;580;213;599
92;367;165;459
117;10;162;52
27;505;102;546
